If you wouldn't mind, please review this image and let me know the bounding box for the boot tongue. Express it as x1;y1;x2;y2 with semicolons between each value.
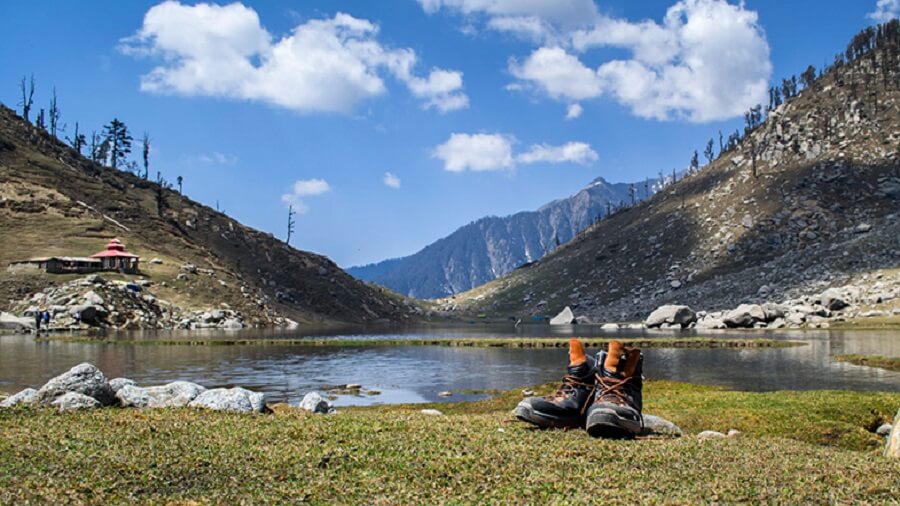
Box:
567;361;592;378
604;340;625;374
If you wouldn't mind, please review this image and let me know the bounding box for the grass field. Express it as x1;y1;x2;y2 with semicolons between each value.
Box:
1;381;897;504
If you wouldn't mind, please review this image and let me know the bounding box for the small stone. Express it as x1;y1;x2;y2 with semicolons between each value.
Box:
697;430;727;439
420;409;444;416
876;423;892;436
437;391;453;397
298;392;333;414
727;429;741;437
641;414;683;437
51;392;101;412
522;389;535;396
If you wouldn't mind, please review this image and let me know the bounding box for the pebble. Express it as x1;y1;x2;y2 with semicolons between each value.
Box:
697;430;727;439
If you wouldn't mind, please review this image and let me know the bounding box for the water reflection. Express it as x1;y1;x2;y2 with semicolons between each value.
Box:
1;327;898;406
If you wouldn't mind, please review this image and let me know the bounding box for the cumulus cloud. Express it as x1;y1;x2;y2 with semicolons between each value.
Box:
433;133;597;172
418;0;598;42
122;2;467;114
433;133;515;172
509;0;772;123
383;172;401;188
281;178;331;211
869;0;900;22
565;103;583;119
516;142;597;165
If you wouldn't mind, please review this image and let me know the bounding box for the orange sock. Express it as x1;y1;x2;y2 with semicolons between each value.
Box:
605;340;624;373
568;339;586;366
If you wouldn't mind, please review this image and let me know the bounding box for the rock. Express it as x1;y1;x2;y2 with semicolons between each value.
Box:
115;385;150;408
219;318;243;330
36;363;116;406
575;316;595;325
695;317;726;330
723;304;766;328
420;409;444;416
641;414;683;437
818;288;849;311
727;429;741;437
645;305;697;328
761;304;788;321
51;392;101;412
437;391;453;397
549;306;576;325
0;312;35;331
886;409;900;458
854;223;872;234
188;387;266;413
521;389;535;396
697;430;727;439
118;381;207;408
876;423;893;436
108;378;136;393
298;392;333;414
785;312;806;326
670;280;682;289
68;305;107;326
600;323;619;330
82;290;104;306
0;388;38;408
149;258;163;264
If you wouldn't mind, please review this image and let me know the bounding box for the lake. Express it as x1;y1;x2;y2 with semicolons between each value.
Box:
1;325;898;406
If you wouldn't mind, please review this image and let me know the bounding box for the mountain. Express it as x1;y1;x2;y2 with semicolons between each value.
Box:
348;176;658;299
445;23;900;321
0;105;418;325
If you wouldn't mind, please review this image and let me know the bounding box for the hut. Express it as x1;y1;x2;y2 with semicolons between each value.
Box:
90;239;140;273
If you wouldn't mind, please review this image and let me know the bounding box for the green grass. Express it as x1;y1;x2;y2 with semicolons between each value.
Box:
37;335;805;349
834;354;900;372
1;381;897;504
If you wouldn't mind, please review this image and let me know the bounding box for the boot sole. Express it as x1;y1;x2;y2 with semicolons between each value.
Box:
514;403;581;429
585;411;641;439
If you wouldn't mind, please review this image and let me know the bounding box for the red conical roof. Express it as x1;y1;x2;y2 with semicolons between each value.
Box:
90;238;139;259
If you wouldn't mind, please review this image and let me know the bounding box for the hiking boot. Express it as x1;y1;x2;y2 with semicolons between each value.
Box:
585;341;643;438
515;339;596;429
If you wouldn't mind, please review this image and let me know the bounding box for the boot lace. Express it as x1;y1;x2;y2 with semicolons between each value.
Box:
594;374;635;408
546;374;593;402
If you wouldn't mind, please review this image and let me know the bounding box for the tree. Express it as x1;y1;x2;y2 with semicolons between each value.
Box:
18;75;35;122
48;87;62;137
35;108;46;130
89;131;108;165
66;122;86;154
102;118;132;170
690;150;699;174
176;175;183;194
644;177;650;199
141;132;151;180
628;183;636;205
800;65;817;89
703;139;714;165
718;130;724;153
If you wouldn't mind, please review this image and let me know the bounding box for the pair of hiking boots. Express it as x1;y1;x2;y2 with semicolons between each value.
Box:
515;339;643;438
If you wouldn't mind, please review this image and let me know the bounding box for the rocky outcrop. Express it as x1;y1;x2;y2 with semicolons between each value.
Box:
116;381;207;408
35;363;116;406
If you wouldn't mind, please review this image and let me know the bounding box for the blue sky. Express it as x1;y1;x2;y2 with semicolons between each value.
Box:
1;1;895;267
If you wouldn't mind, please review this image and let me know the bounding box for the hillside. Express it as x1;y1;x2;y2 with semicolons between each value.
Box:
447;26;900;322
0;105;419;326
349;176;657;299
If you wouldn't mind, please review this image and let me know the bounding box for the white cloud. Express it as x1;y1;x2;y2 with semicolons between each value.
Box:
383;172;401;188
433;133;515;172
122;2;467;114
508;0;771;123
418;0;598;42
516;142;597;165
565;103;583;119
869;0;900;22
196;152;238;165
281;178;331;211
433;133;597;172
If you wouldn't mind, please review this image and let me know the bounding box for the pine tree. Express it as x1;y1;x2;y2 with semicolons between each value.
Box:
102;119;133;170
66;122;86;154
690;151;699;174
286;205;297;244
703;139;714;165
48;87;62;137
800;65;817;89
176;176;183;194
141;132;151;180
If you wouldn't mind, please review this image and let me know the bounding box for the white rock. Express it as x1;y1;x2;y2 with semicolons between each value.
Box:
108;378;136;393
0;312;35;331
645;305;696;328
549;306;576;325
727;429;741;437
723;304;766;328
36;363;116;406
0;388;38;408
51;392;101;412
420;409;444;416
876;423;893;437
697;430;727;439
641;415;683;437
298;392;333;414
188;387;265;413
600;323;620;330
82;290;104;306
437;391;453;397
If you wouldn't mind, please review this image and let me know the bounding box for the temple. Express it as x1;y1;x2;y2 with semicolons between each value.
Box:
7;238;140;274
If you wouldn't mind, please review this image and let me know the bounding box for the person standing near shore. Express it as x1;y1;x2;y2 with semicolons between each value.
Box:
34;311;41;332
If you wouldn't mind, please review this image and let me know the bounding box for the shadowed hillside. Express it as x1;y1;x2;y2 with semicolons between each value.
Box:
0;105;419;325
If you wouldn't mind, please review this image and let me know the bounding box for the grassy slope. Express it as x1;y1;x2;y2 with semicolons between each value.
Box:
1;381;897;504
0;105;417;325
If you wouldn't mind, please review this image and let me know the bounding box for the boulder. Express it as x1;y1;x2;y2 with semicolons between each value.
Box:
188;387;265;413
0;312;34;331
886;409;899;459
785;312;806;326
549;307;576;325
600;323;620;330
695;317;726;330
723;304;766;328
298;392;333;414
67;305;107;326
818;288;849;311
36;363;116;406
645;305;696;328
641;415;683;437
219;318;243;330
108;378;136;393
82;290;105;306
51;392;101;412
117;381;207;408
761;304;788;321
0;388;38;408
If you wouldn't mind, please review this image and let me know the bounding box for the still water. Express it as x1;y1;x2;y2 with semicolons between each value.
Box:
1;326;898;406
